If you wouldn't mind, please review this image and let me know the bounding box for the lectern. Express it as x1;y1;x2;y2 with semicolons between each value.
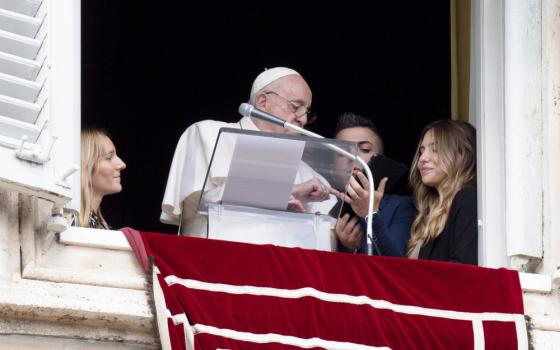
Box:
195;128;357;251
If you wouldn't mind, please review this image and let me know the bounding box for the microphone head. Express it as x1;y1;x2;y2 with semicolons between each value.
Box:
238;103;254;117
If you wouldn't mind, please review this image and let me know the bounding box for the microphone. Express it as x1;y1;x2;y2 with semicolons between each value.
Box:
238;103;380;256
239;103;286;128
239;103;325;139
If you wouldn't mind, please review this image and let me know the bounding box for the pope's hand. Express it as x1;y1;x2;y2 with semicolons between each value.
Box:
291;178;338;203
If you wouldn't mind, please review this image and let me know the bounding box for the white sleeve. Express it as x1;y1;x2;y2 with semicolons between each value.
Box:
160;120;229;226
160;123;210;225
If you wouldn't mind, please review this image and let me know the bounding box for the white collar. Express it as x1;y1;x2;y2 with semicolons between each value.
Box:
239;116;260;131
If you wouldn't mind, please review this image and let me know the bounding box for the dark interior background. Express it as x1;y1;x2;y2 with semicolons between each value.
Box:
82;1;451;233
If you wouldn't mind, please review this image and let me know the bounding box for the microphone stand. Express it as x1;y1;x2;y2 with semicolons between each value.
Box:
240;103;380;256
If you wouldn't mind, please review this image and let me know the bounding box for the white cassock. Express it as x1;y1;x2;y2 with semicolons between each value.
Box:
160;116;337;247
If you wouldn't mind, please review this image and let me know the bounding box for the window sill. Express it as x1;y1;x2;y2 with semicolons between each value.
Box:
519;272;552;293
59;226;132;251
22;225;145;290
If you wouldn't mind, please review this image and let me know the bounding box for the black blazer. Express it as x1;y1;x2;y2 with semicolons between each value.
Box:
419;187;478;265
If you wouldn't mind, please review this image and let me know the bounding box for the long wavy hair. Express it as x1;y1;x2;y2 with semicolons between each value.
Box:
407;120;476;256
79;128;109;228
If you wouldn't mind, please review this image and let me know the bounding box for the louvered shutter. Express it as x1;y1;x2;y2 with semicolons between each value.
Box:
0;0;80;209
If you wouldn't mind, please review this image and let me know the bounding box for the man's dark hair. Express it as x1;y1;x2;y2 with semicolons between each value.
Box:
334;112;384;154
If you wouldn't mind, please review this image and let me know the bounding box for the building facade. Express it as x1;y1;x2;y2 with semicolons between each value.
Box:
0;0;559;348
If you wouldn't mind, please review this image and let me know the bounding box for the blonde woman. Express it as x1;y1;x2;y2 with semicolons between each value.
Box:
407;120;477;265
78;129;126;229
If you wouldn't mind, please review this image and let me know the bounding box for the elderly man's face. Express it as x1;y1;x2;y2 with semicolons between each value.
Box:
256;75;312;135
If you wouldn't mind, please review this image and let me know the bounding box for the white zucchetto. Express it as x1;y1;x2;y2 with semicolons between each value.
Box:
249;67;301;101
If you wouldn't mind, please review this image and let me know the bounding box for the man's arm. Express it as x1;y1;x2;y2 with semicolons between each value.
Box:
291;178;338;203
357;196;416;257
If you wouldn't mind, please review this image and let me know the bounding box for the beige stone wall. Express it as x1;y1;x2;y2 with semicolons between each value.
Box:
0;334;155;350
526;1;560;347
0;189;157;348
0;189;20;282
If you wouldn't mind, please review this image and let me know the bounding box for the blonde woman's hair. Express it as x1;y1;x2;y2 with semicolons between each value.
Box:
407;120;476;256
80;128;109;228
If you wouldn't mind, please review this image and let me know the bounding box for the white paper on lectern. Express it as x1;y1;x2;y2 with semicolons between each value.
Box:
221;134;305;210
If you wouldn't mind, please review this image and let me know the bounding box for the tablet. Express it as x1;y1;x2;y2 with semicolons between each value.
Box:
367;154;408;193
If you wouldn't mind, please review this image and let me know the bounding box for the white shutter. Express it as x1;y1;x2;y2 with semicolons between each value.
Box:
0;0;80;209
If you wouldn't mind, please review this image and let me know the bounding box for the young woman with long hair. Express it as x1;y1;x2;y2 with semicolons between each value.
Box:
79;129;126;229
407;120;477;265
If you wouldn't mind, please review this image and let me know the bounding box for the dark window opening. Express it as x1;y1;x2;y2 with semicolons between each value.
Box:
82;1;451;233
